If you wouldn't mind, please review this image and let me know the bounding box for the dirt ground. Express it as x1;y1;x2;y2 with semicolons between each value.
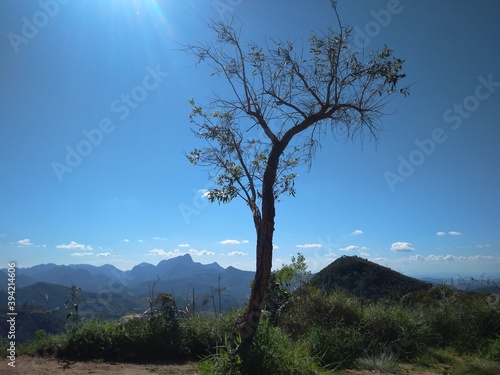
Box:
0;356;199;375
0;356;442;375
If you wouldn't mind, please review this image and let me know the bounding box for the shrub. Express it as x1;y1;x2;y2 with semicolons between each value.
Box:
277;287;362;339
198;335;242;375
421;287;500;353
18;330;66;357
60;314;182;361
181;310;241;358
361;301;434;360
200;318;324;375
487;335;500;362
241;319;323;375
356;352;400;374
452;358;500;375
306;324;364;369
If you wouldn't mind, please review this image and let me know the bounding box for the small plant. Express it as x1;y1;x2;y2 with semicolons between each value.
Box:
65;285;83;323
19;330;66;357
357;352;401;374
199;335;242;375
487;335;500;362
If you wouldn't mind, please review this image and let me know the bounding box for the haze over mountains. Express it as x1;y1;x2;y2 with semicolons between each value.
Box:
1;255;498;343
2;254;498;311
0;254;255;315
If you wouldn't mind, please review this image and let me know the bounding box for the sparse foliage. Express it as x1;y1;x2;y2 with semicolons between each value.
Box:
65;285;82;322
183;4;408;343
266;253;311;322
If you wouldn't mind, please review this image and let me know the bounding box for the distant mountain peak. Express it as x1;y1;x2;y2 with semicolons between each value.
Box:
157;253;194;266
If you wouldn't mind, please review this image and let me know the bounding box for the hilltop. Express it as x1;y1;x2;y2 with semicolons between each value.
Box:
309;255;432;300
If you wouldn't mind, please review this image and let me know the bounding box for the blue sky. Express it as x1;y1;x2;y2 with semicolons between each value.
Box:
1;0;499;279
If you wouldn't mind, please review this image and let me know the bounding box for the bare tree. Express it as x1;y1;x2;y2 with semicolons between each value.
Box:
182;5;408;345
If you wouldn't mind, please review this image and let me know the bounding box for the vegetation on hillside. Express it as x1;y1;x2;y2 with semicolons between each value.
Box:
3;255;499;374
310;255;432;300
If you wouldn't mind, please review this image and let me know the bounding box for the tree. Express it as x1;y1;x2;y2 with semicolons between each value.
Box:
275;253;311;292
266;253;311;323
183;4;408;345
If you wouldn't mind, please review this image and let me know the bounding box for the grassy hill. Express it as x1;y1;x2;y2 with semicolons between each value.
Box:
309;255;432;300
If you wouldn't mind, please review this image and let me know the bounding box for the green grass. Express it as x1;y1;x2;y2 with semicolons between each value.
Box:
16;286;500;375
17;329;67;357
357;352;402;374
199;318;325;375
411;348;500;375
451;358;500;375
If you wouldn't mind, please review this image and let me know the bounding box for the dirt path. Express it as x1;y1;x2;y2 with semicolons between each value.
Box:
0;356;199;375
1;356;442;374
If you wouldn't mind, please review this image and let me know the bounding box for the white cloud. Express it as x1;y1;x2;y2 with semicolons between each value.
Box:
70;252;94;257
325;253;336;258
96;252;111;257
17;238;33;247
189;249;215;256
123;239;130;242
339;245;369;252
296;243;322;249
137;239;144;243
351;230;364;236
273;244;279;250
178;243;190;247
57;241;93;251
219;239;249;245
404;254;500;263
390;242;415;252
153;237;167;241
436;231;462;236
228;251;248;256
370;257;390;264
148;248;184;258
475;243;491;249
17;238;45;247
408;254;425;262
360;252;370;257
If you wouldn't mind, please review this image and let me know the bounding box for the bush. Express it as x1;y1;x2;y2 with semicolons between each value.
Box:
181;310;241;358
277;287;362;339
421;287;500;353
16;282;499;370
60;314;182;361
200;318;324;375
361;301;434;360
356;352;400;374
307;324;364;369
487;335;500;362
241;319;323;375
18;330;66;357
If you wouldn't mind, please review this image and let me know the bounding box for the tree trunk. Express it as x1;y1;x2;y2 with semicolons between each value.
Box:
236;144;282;346
237;207;274;342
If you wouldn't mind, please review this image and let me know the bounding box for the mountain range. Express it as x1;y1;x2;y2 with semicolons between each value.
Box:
1;255;498;342
0;254;255;316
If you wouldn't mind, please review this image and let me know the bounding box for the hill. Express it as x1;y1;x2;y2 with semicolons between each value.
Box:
0;255;254;310
0;254;255;342
309;255;432;300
